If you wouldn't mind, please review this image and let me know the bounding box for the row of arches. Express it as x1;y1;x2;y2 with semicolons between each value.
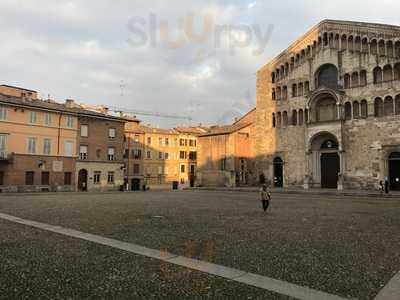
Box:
272;109;309;128
272;81;310;100
373;95;400;118
343;100;369;120
271;32;400;83
373;64;400;84
343;70;367;89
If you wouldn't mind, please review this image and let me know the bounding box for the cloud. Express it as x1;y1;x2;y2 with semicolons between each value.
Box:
0;0;400;126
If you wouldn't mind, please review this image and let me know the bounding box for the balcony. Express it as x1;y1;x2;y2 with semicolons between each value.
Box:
0;152;13;164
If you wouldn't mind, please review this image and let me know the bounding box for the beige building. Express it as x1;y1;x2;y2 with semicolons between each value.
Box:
255;19;400;190
123;124;206;190
0;86;78;192
197;109;256;187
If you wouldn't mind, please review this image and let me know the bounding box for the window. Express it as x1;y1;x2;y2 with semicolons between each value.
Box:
147;137;151;145
132;149;142;159
66;116;74;128
0;106;7;120
108;147;115;161
180;178;185;184
107;172;114;184
25;171;34;185
374;98;384;117
189;140;195;147
94;172;101;184
133;164;140;174
147;151;152;159
81;125;88;137
353;101;360;119
316;64;338;89
109;128;116;139
159;137;163;146
384;96;394;116
0;135;7;158
361;100;368;118
65;141;74;157
159;152;163;160
180;139;185;146
164;152;169;160
180;164;186;173
64;172;72;185
30;111;37;124
45;113;52;126
345;102;352;120
373;67;383;84
292;110;298;126
165;138;169;146
28;138;37;154
180;151;187;159
41;172;50;185
80;145;88;160
43;138;51;155
189;151;197;160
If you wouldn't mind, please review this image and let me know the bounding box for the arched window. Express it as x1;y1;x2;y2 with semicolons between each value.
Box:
361;100;368;118
362;38;369;52
316;64;339;89
282;86;288;100
387;41;394;57
334;34;340;49
373;67;383;84
272;113;276;128
384;96;394;116
323;32;328;46
276;69;280;81
371;40;378;55
379;40;386;56
344;74;351;89
285;63;289;76
305;109;309;123
277;112;282;128
345;102;352;120
281;65;285;78
292;110;298;126
394;63;400;81
271;72;276;83
304;81;310;95
299;109;304;126
360;70;367;86
307;45;311;57
282;111;288;127
316;97;337;122
353;101;360;119
396;95;400;115
374;97;384;117
351;72;359;87
295;54;300;66
290;57;295;71
395;41;400;57
292;84;297;97
341;35;347;50
276;87;281;100
383;65;393;82
355;36;361;52
298;83;304;96
348;36;354;51
272;89;276;100
329;33;334;48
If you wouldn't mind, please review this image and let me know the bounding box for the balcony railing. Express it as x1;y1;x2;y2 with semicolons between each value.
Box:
0;152;13;163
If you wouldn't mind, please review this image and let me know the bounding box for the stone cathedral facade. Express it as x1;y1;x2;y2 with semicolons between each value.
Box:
255;20;400;190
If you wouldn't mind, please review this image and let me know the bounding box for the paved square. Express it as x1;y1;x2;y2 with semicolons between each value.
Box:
0;191;399;299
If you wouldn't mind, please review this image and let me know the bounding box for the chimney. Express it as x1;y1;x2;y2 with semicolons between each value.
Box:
65;99;76;108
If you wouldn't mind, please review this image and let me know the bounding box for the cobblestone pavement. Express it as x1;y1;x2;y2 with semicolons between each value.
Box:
0;191;399;299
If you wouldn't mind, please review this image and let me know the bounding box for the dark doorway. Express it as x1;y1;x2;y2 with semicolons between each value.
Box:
78;169;88;191
389;152;400;190
131;179;141;191
321;153;340;188
273;157;283;188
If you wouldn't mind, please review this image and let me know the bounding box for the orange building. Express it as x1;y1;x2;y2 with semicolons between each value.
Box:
197;109;257;187
0;86;78;192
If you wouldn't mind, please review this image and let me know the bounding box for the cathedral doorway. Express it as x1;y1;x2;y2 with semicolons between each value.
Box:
273;157;284;188
389;152;400;191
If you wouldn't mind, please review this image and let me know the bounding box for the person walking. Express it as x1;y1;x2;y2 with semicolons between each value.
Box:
260;184;271;212
379;180;384;195
385;177;390;195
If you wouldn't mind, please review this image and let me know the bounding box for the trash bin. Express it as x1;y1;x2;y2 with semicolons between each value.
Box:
172;181;179;190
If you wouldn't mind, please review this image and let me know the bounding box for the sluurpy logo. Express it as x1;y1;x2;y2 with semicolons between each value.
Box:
127;12;274;57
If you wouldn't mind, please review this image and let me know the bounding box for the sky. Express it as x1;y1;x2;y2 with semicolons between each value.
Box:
1;0;400;127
